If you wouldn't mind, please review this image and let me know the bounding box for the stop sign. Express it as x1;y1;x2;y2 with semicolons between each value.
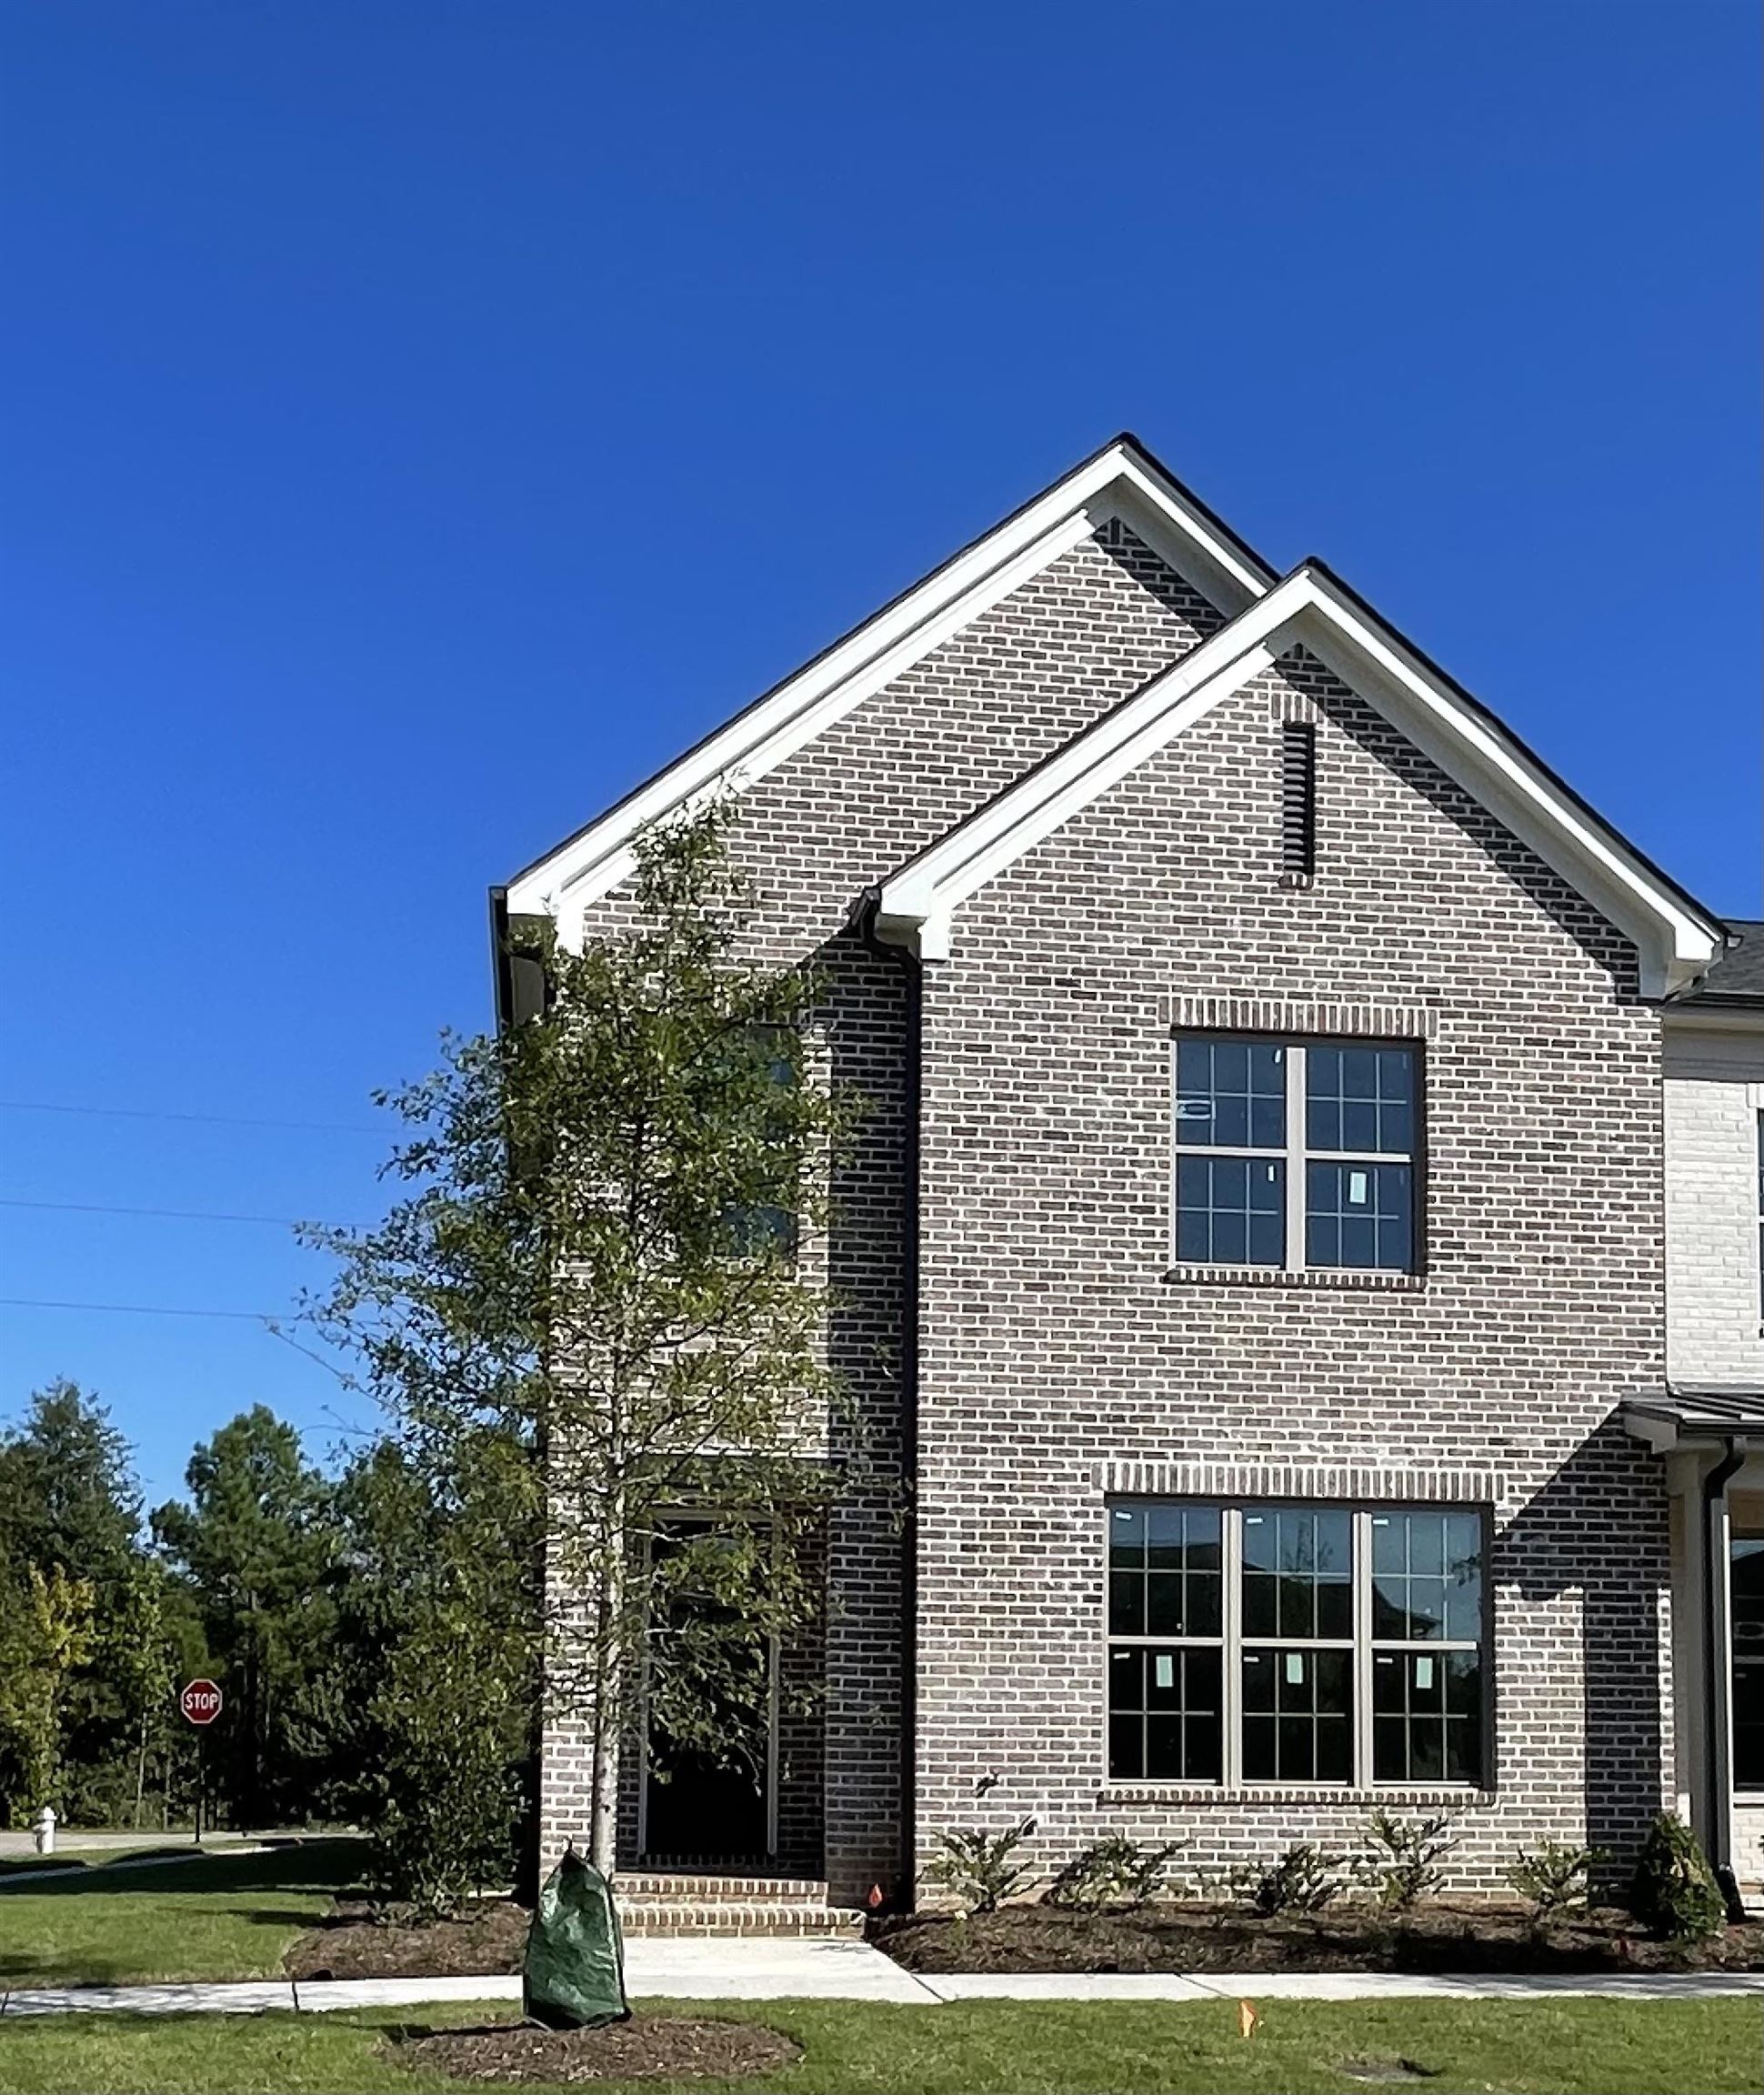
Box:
179;1679;223;1727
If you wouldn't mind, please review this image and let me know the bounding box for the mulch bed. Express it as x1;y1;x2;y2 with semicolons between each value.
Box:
870;1898;1764;1975
390;2018;800;2084
287;1899;528;1980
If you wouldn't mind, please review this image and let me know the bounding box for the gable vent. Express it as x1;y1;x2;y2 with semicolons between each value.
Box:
1280;722;1317;880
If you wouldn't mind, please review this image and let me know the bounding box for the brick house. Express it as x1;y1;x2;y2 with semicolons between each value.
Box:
496;435;1763;1926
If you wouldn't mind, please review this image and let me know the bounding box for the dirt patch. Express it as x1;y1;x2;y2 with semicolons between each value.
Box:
870;1899;1764;1975
392;2017;800;2084
287;1899;528;1980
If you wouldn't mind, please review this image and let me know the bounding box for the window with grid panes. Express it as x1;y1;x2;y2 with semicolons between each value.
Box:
1172;1037;1418;1273
1108;1501;1488;1789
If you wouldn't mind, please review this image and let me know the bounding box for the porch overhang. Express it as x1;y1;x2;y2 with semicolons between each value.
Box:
1621;1388;1764;1455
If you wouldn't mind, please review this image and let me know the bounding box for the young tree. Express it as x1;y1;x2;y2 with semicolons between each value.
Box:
312;804;854;1872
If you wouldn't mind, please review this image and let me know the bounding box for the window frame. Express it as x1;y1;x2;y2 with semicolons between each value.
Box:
1755;1107;1763;1321
1104;1499;1491;1795
1169;1034;1425;1276
717;1022;807;1266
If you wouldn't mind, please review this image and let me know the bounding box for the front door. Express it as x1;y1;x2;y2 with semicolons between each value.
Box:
642;1522;773;1864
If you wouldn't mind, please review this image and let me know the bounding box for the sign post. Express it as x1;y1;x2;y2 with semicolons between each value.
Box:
179;1679;223;1845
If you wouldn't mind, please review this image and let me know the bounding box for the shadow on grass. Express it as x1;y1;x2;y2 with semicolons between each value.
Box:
0;1839;366;1901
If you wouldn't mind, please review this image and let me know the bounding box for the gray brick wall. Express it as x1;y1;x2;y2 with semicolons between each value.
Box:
912;646;1671;1890
536;516;1679;1903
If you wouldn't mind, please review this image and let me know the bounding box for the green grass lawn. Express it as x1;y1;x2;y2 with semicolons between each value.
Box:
0;1839;364;1986
0;1999;1752;2095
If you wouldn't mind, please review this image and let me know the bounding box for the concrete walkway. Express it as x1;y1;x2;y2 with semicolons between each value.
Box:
7;1940;1764;2016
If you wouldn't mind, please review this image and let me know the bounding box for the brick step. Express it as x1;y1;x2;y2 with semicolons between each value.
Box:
616;1872;833;1903
617;1897;863;1939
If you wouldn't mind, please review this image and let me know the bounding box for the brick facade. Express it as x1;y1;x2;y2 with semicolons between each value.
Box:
913;646;1670;1891
536;512;1690;1904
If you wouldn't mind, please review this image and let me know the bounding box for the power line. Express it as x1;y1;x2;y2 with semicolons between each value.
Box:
0;1295;287;1323
0;1196;367;1229
0;1098;386;1137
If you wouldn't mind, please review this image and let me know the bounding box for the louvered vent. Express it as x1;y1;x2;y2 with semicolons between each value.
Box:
1280;722;1317;878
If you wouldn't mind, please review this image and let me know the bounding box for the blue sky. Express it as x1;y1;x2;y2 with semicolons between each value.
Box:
1;4;1758;1509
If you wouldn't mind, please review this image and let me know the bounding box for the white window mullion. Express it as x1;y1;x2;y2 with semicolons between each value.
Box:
1284;1046;1307;1271
1353;1510;1374;1789
1223;1507;1243;1789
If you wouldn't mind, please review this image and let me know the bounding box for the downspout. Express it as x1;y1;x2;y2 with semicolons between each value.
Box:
856;892;922;1910
489;880;544;1904
489;886;516;1033
1702;1435;1744;1918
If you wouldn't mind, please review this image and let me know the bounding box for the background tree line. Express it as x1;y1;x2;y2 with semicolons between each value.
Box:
0;1379;532;1896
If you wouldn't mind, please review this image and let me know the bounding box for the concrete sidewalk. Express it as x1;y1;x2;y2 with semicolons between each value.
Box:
7;1940;1764;2016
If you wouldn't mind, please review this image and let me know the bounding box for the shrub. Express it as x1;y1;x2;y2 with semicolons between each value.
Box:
1047;1835;1183;1910
1241;1842;1345;1916
923;1819;1037;1915
360;1609;531;1923
1356;1809;1459;1915
1628;1811;1727;1942
1506;1839;1606;1934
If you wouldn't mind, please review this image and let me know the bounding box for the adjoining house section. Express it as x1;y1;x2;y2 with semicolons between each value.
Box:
496;434;1754;1926
1628;930;1764;1907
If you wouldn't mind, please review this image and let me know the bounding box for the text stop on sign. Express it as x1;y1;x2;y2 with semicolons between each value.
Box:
179;1679;223;1726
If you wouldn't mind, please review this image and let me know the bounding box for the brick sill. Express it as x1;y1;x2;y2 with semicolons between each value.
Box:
1162;1264;1426;1293
1097;1786;1494;1809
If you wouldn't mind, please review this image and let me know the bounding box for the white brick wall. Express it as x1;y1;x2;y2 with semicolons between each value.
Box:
1664;1025;1764;1385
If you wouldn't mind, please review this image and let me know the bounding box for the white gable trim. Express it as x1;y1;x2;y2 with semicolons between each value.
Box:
504;439;1275;938
875;566;1723;997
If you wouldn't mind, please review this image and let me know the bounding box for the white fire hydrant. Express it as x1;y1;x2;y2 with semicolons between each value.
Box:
32;1806;55;1856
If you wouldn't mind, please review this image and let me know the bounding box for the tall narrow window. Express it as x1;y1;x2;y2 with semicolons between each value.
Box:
718;1026;801;1260
1280;722;1317;878
1756;1109;1763;1316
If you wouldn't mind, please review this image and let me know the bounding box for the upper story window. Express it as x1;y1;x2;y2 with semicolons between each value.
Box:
717;1026;801;1260
1173;1036;1419;1273
1756;1109;1763;1317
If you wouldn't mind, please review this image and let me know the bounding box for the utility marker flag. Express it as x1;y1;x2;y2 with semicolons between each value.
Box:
1238;2000;1258;2040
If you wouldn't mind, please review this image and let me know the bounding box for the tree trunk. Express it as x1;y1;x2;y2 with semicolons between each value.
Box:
586;1490;626;1875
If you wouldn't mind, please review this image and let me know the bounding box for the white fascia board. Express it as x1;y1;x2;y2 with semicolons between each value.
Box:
525;505;1097;941
1105;457;1268;616
1293;571;1721;996
504;443;1272;932
877;567;1722;992
877;576;1313;931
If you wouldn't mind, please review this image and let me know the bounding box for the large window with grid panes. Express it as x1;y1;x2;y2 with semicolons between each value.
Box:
1107;1500;1488;1789
1172;1036;1420;1273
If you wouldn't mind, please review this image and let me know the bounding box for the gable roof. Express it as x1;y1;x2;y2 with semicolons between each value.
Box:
503;434;1278;939
872;561;1725;998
